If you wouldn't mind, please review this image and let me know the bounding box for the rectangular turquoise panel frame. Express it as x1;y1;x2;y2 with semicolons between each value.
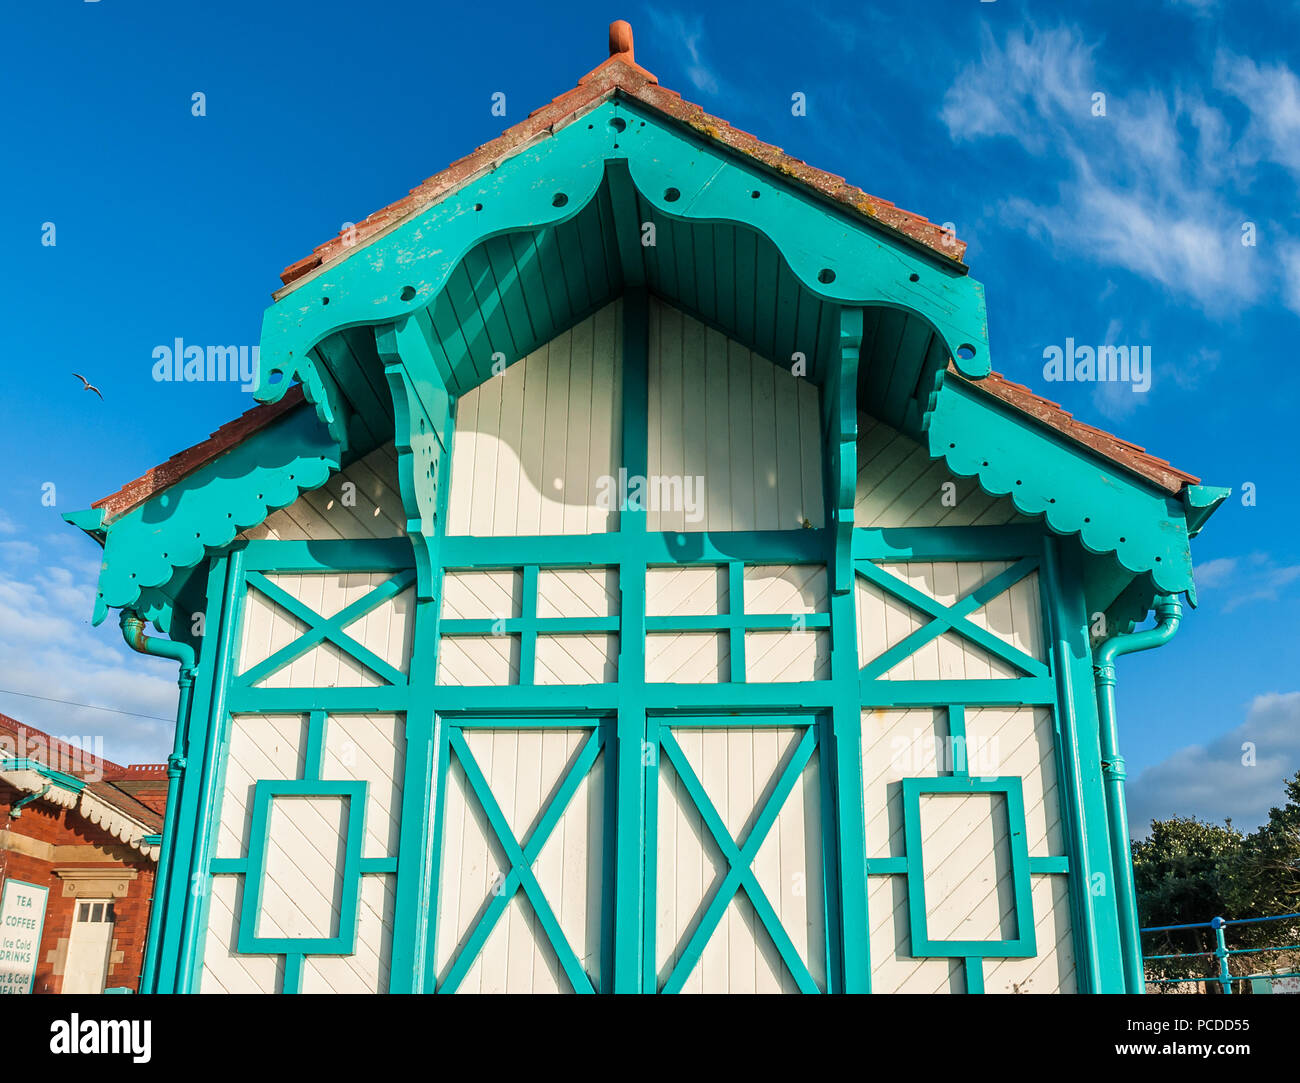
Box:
237;778;368;956
901;775;1036;959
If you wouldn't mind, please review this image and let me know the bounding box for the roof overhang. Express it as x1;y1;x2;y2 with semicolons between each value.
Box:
253;95;993;455
1;759;159;860
63;23;1223;629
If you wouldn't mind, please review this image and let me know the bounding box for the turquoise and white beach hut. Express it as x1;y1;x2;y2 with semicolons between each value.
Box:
67;22;1226;994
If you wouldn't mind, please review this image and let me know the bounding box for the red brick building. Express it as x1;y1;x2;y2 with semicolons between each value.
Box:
0;714;166;993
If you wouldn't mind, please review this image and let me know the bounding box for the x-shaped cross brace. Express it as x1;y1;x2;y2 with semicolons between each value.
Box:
438;726;603;994
856;556;1047;679
658;725;821;993
238;569;416;687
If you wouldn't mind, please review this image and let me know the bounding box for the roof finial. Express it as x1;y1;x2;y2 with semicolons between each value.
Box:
609;20;634;61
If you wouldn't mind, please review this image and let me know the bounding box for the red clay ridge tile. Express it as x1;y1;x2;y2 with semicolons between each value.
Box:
274;21;966;296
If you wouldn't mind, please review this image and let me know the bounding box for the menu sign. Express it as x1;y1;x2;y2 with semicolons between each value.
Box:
0;879;49;994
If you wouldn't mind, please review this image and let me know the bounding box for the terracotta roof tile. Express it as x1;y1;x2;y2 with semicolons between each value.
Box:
273;22;964;296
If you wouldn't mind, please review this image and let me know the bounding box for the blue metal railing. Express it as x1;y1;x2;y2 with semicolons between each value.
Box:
1140;913;1300;993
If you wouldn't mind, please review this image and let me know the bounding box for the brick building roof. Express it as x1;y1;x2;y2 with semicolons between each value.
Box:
0;713;165;831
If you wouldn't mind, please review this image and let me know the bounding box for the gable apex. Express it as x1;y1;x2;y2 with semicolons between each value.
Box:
274;21;965;299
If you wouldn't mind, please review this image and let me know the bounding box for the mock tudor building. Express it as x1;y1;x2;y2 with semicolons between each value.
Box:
0;715;165;993
65;23;1226;994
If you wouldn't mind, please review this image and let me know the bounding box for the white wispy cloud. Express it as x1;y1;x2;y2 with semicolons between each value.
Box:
1279;241;1300;314
645;10;722;96
1215;51;1300;179
0;537;177;765
1194;555;1237;589
941;24;1298;317
1194;551;1300;609
1128;691;1300;835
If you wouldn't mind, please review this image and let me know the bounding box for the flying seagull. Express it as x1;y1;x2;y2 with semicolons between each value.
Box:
72;373;103;400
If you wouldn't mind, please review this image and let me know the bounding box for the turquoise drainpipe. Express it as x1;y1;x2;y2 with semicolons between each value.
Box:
1093;594;1182;994
120;609;196;994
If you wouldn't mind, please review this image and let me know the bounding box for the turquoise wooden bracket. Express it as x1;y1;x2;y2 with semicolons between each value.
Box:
924;370;1197;596
826;307;861;595
253;99;991;441
376;317;451;600
900;775;1036;959
76;404;341;625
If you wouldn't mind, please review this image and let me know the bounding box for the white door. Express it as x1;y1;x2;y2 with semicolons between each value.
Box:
62;900;115;993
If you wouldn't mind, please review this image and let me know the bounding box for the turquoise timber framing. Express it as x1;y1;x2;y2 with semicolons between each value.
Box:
142;290;1129;994
74;58;1225;992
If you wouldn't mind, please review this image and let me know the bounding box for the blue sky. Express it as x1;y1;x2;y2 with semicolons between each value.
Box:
0;0;1296;834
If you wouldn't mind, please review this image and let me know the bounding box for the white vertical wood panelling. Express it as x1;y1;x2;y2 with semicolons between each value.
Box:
535;635;618;684
860;700;1075;993
301;875;397;993
964;708;1062;851
655;726;825;993
645;565;728;682
869;875;967;994
215;714;308;859
321;713;405;859
742;564;830;682
237;572;415;688
647;298;824;532
855;414;1029;527
433;728;605;993
441;570;521;618
855;561;1043;679
536;568;618;618
436;569;521;685
983;875;1077;993
918;791;1016;941
258;795;349;939
446;300;623;536
204;712;403;993
242;443;405;541
200;876;284;994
